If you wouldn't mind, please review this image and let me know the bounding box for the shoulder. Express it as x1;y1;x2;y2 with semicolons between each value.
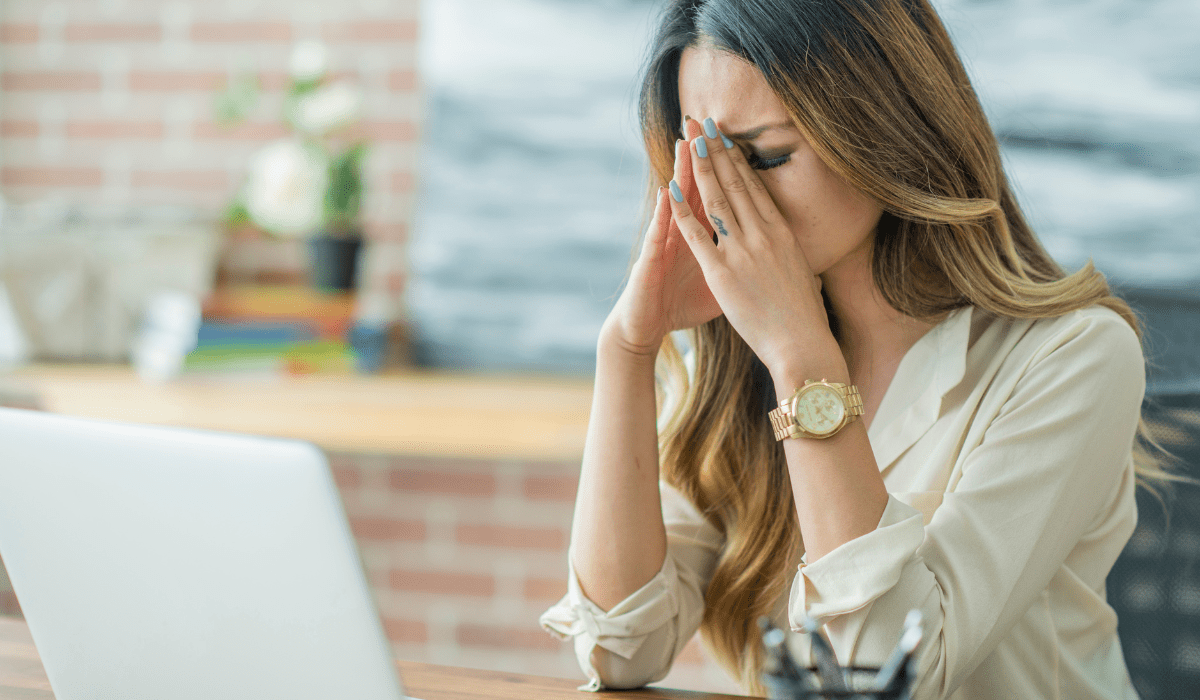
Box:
974;304;1143;378
976;304;1146;418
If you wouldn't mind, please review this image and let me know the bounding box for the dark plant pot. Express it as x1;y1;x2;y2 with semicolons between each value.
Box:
309;234;363;292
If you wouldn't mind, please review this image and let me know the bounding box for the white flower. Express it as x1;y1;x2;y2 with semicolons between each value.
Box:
289;41;328;82
244;139;329;237
293;82;363;135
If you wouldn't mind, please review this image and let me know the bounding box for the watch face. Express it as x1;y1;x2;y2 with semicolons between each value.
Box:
792;384;845;436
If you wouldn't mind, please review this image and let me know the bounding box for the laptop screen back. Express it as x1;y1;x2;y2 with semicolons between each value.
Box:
0;408;406;700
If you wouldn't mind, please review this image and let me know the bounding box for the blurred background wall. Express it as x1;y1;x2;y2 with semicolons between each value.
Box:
1;0;420;340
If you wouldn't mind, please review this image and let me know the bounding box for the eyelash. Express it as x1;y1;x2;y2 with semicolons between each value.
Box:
746;152;790;171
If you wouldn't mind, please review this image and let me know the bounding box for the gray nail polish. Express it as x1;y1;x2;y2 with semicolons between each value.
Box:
695;137;708;158
720;131;734;149
669;180;683;202
703;117;719;140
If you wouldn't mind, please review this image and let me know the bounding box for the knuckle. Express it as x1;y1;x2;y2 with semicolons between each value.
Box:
707;195;732;213
724;177;749;195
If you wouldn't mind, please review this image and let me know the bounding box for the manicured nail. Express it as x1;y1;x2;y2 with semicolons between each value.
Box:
669;180;683;202
694;136;708;158
675;139;683;160
702;117;719;140
719;130;734;149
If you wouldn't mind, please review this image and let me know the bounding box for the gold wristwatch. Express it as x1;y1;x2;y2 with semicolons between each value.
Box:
768;380;864;441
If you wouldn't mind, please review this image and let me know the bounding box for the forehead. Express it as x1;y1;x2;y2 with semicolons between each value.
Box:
677;46;791;133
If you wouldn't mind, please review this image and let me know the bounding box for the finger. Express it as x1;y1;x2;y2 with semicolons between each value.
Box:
641;186;670;259
675;120;714;237
668;178;720;270
692;119;762;236
705;118;781;224
690;136;748;241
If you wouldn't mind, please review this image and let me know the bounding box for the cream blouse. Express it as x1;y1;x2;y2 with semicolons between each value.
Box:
541;305;1144;699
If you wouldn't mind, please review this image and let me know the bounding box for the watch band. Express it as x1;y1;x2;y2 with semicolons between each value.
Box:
768;382;864;441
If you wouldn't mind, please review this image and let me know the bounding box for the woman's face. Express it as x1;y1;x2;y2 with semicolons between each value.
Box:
676;46;883;277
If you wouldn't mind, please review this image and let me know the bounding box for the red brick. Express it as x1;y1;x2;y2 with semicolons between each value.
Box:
456;524;565;551
129;71;224;91
2;72;100;91
1;167;103;188
385;273;406;294
349;516;425;542
194;122;289;140
0;24;38;43
361;121;418;142
64;23;160;42
388;70;417;92
382;618;427;644
328;463;362;490
130;170;229;191
0;590;21;617
0;121;38;138
323;20;417;43
66;121;164;139
190;22;291;43
458;623;561;651
390;171;415;193
365;222;408;243
523;475;578;502
522;577;566;602
389;469;496;497
389;569;495;597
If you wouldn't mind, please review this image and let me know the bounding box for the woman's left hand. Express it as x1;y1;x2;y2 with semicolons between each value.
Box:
667;121;841;381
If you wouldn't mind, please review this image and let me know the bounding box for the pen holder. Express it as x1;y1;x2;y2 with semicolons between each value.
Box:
759;612;922;700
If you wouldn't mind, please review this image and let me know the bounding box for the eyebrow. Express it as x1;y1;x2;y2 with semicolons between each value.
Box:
679;119;794;141
723;121;795;141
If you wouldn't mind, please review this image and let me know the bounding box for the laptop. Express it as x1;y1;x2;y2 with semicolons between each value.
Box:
0;407;416;700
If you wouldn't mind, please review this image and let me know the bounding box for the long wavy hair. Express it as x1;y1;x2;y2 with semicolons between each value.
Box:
636;0;1169;692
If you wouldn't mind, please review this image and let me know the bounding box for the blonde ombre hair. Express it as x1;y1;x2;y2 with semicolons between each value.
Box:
636;0;1171;692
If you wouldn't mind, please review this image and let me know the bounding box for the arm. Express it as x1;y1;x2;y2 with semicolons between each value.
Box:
792;310;1144;698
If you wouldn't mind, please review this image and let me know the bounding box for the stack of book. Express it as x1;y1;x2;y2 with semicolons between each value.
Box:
189;286;356;375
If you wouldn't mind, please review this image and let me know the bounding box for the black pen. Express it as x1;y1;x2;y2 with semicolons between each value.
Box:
801;616;846;693
873;610;924;691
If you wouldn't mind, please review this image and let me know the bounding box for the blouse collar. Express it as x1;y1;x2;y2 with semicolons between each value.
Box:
867;305;974;472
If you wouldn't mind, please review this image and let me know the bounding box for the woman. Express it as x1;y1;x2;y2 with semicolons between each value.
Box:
540;0;1161;697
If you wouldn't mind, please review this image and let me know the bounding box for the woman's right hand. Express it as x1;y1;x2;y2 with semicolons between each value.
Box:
603;132;724;358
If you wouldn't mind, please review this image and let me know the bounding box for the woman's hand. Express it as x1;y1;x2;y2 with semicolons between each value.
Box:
666;119;840;381
602;121;723;358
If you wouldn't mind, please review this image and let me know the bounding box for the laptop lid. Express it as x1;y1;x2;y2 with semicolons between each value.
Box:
0;407;408;700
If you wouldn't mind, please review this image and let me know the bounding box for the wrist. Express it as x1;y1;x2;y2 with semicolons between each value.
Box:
597;322;663;366
767;344;850;401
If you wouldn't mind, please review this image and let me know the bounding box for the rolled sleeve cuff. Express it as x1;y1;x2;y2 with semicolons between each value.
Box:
539;551;680;661
790;495;924;625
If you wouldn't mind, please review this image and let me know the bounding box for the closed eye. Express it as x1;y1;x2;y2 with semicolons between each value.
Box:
746;152;790;171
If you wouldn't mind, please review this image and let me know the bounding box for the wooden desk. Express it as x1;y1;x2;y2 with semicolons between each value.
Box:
4;365;594;460
0;617;750;700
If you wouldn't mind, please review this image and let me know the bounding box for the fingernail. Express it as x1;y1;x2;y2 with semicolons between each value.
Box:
703;117;719;140
669;180;683;202
694;136;708;158
675;139;683;160
719;129;734;149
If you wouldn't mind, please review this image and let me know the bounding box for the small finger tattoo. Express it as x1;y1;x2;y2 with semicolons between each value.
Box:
712;216;730;237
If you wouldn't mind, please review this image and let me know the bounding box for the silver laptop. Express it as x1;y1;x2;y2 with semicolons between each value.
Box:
0;407;415;700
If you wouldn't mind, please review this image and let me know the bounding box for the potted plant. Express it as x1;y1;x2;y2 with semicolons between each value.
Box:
215;41;369;292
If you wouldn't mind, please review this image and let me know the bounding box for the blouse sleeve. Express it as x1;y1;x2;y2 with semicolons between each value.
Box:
539;480;723;690
788;309;1145;699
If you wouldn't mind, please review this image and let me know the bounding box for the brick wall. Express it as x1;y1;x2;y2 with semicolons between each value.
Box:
332;451;743;695
0;0;420;300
